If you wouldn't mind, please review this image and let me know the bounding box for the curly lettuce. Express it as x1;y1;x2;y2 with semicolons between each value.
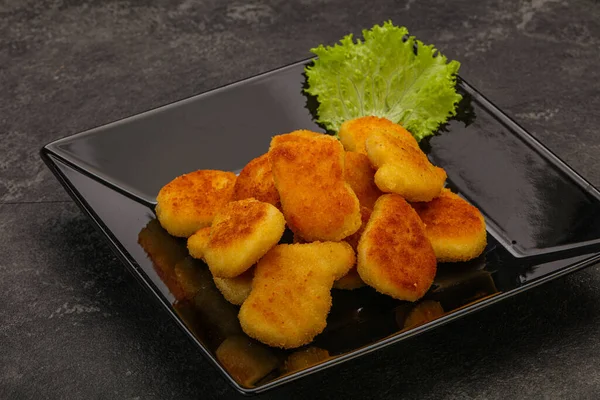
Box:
305;21;462;141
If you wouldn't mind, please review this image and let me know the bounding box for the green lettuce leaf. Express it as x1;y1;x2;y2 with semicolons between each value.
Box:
305;21;462;141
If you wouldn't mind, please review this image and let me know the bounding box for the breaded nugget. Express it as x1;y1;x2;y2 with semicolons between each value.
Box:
213;267;255;306
188;227;255;304
291;237;363;290
283;347;330;373
156;170;236;237
203;199;285;278
338;116;417;155
366;132;446;202
358;194;437;302
295;207;368;290
344;152;382;209
187;225;257;305
231;153;280;208
412;188;487;262
270;131;361;242
239;242;355;349
334;206;371;290
187;227;211;260
215;335;279;387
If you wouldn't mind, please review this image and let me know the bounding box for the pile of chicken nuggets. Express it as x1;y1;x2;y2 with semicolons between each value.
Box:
155;116;487;349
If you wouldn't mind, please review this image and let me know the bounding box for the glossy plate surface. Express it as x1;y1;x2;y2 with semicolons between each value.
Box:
41;59;600;394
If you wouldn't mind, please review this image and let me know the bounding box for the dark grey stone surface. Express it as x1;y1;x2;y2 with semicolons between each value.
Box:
1;0;600;398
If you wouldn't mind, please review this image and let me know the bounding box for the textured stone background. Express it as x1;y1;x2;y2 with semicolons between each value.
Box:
2;0;600;398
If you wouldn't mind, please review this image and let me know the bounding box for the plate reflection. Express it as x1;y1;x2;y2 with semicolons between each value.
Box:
138;218;500;387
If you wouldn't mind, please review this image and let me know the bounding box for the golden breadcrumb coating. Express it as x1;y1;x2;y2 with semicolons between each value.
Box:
358;194;437;302
156;170;236;237
366;132;446;202
344;151;382;209
338;116;417;155
283;347;330;373
292;207;367;290
231;153;280;208
203;199;285;278
412;188;487;262
270;130;361;242
213;267;255;306
187;227;211;260
215;335;279;387
238;242;355;349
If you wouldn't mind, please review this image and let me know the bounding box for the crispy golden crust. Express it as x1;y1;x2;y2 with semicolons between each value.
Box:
403;300;444;329
270;131;361;242
334;206;371;290
344;152;382;209
283;347;330;373
296;207;368;290
366;132;446;202
187;227;211;260
203;199;286;278
238;242;355;349
213;267;255;306
215;335;279;387
156;170;236;237
357;194;437;302
412;189;487;262
231;153;280;208
338;116;418;155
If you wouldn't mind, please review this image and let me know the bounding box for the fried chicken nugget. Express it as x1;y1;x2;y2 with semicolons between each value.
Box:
293;207;368;290
366;132;447;202
344;152;382;209
156;170;236;237
187;227;211;260
338;116;417;155
358;194;437;302
231;153;280;208
270;131;361;242
213;267;255;306
239;242;355;349
202;199;285;278
188;227;256;305
412;188;487;262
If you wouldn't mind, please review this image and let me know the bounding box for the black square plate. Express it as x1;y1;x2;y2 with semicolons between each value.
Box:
41;59;600;394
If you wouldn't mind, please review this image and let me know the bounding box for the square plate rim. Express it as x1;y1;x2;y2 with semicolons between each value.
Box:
39;58;600;394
